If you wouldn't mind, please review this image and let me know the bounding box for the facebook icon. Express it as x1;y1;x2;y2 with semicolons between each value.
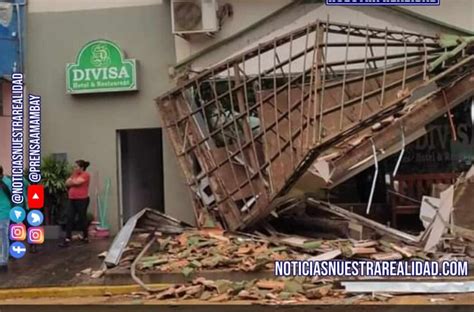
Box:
9;242;27;259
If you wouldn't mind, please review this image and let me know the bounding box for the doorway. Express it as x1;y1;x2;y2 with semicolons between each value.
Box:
118;128;164;223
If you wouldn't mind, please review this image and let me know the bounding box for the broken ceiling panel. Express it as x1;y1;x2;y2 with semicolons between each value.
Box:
308;70;474;189
156;18;473;231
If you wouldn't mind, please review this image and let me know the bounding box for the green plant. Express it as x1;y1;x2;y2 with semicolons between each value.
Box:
41;155;72;225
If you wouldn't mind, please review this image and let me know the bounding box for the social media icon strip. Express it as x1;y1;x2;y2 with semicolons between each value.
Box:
10;206;26;223
10;223;26;241
27;185;44;209
27;227;44;245
27;210;44;227
9;242;27;259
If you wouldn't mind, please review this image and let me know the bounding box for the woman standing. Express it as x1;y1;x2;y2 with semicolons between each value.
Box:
59;160;91;248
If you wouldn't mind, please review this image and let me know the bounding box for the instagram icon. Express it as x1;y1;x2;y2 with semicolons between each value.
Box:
28;227;45;244
10;224;26;241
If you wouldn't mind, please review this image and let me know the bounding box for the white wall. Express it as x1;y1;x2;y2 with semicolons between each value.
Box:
174;0;292;62
176;2;466;73
174;3;468;75
180;4;462;76
404;1;474;33
27;0;163;12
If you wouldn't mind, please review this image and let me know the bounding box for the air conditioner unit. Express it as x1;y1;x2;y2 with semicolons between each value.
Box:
171;0;219;35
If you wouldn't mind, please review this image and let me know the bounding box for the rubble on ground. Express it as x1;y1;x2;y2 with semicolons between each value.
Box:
126;277;341;304
109;227;472;278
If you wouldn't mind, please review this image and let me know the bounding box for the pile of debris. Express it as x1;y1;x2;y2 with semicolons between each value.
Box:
129;277;340;303
100;168;474;283
107;221;468;278
135;230;302;275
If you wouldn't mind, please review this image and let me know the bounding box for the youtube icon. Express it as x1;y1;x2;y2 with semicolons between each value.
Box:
28;185;44;209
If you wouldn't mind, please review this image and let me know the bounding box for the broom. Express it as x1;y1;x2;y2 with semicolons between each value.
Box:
97;177;111;231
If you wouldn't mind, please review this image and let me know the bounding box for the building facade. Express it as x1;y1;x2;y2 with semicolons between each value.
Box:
25;0;192;232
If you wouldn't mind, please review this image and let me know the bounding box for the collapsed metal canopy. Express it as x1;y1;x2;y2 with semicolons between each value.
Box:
305;71;474;190
156;19;473;231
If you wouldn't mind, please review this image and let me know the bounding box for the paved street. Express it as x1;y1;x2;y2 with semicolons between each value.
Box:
2;293;474;311
0;239;110;289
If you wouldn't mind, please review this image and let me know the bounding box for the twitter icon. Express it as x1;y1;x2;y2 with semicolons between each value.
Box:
27;210;44;227
10;206;26;223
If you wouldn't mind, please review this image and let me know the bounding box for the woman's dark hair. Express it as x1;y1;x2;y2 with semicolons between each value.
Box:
76;160;90;171
0;165;3;177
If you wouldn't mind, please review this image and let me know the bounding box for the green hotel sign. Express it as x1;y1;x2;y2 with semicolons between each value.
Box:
66;40;137;94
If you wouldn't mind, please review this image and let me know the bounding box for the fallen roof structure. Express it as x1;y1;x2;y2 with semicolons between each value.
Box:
105;208;191;268
299;69;474;191
304;197;421;245
156;19;474;231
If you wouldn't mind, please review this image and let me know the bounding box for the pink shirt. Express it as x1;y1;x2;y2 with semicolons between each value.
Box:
68;172;90;199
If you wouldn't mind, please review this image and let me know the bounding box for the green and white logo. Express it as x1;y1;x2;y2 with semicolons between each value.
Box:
66;39;137;94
